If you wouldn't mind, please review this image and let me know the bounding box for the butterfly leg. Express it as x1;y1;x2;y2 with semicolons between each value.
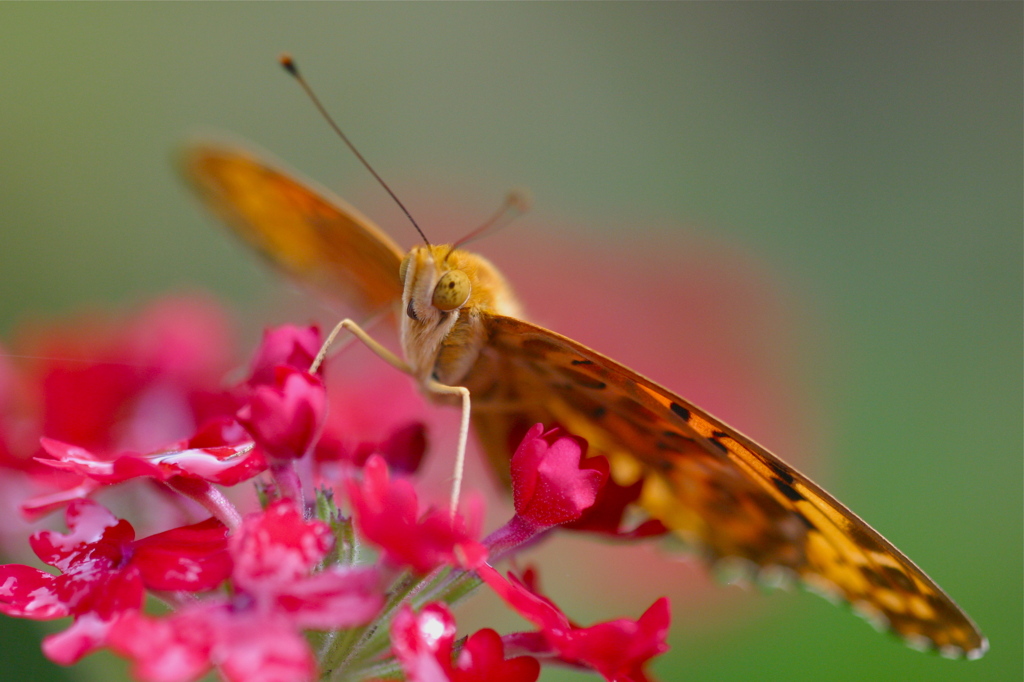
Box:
311;318;412;375
425;379;471;517
312;319;472;517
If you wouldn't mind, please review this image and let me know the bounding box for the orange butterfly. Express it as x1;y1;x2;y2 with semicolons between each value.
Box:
180;140;986;660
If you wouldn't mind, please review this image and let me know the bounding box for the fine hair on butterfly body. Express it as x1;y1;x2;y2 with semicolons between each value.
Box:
179;62;986;661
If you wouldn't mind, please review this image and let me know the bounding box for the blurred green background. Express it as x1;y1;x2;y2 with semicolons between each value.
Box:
1;4;1019;681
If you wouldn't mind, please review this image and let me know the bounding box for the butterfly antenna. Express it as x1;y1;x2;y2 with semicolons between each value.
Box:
280;54;430;247
446;189;532;261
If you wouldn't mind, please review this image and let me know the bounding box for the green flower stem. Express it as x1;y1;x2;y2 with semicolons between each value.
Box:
348;658;404;681
343;565;453;670
322;568;423;674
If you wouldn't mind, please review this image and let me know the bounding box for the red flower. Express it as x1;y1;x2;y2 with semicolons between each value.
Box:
236;366;326;460
109;500;382;682
246;325;322;386
477;563;670;682
555;599;670;682
484;425;608;560
391;603;540;682
454;628;541;682
316;420;428;476
564;462;668;538
313;365;431;480
0;298;241;525
511;424;606;528
347;455;487;574
0;500;230;664
28;297;234;456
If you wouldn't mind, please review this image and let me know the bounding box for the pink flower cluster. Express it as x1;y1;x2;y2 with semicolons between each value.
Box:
0;298;670;682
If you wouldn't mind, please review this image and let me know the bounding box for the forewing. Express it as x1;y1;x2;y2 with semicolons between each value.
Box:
181;144;405;317
472;314;985;658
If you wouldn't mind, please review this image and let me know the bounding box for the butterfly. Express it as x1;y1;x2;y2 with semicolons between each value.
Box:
181;141;986;660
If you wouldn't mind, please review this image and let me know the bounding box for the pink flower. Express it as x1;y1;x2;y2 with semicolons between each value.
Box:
0;500;230;664
246;325;322;386
391;603;540;682
391;603;457;682
227;501;382;628
112;603;318;682
511;424;606;528
477;563;670;682
236;366;326;460
35;437;261;488
109;500;382;682
347;455;487;574
229;498;331;586
25;423;264;523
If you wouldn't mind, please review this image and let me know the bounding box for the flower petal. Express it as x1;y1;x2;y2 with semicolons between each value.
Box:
454;628;540;682
237;367;325;461
132;517;232;592
391;603;457;682
272;567;382;630
510;425;605;528
230;500;332;587
0;564;68;619
348;456;486;574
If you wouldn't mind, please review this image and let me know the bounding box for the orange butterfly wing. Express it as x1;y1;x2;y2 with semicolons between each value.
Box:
471;314;986;658
181;144;405;318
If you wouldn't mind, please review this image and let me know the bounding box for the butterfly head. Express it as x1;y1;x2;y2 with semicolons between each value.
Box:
398;244;521;384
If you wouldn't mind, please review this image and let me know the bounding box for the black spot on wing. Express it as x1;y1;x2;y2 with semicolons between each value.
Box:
669;402;691;422
846;521;882;550
773;477;805;502
925;593;948;613
761;455;796;485
708;438;728;454
862;567;890;589
656;429;697;454
556;365;607;391
521;336;565;359
882;565;919;594
552;383;608;421
571;359;594;366
661;430;695;446
708;431;734;455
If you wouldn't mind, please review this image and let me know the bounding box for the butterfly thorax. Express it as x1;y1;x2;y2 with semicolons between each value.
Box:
399;245;522;389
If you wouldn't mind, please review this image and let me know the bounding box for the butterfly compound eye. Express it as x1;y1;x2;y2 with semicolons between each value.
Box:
432;270;472;311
